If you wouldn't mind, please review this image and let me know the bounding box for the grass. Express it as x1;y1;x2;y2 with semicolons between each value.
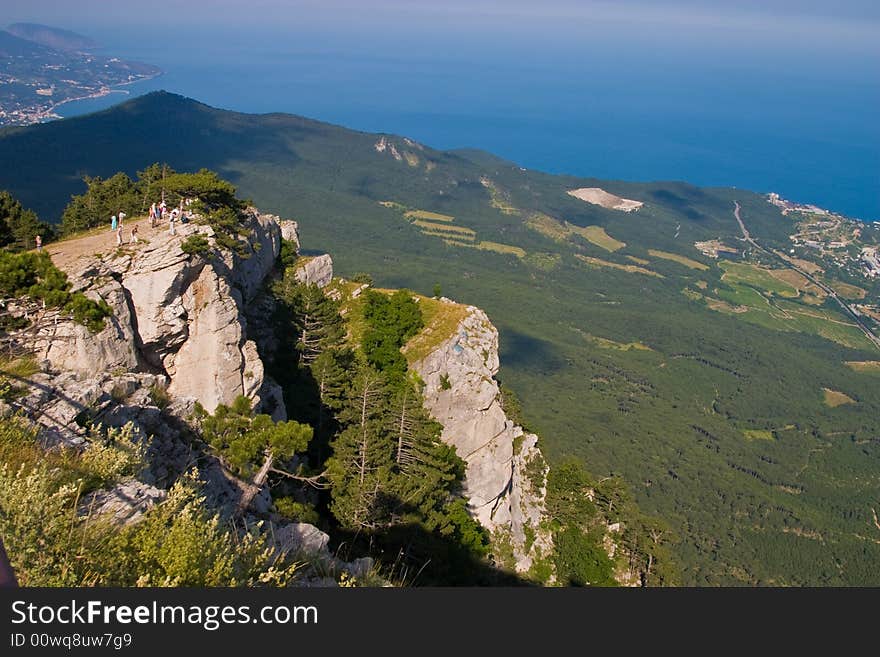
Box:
845;361;880;374
822;388;856;408
476;241;526;258
570;225;626;252
525;213;569;242
480;178;520;215
575;254;663;278
402;297;470;365
524;215;626;252
825;280;867;300
743;429;775;441
648;249;709;270
420;229;476;242
405;210;455;222
413;220;475;236
0;355;40;379
525;252;562;271
720;262;799;298
579;332;653;352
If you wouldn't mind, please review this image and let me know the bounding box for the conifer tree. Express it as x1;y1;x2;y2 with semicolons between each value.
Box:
195;396;316;514
327;365;396;529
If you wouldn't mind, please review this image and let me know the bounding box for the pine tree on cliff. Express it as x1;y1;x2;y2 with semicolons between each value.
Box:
309;348;351;437
327;365;396;529
273;275;344;365
195;395;319;514
388;385;466;528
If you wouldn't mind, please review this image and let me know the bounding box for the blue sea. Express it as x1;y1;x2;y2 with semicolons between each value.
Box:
57;18;880;220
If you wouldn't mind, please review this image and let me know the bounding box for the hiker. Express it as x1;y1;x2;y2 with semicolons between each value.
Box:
116;225;123;246
118;210;126;228
35;235;42;252
111;214;118;231
131;225;139;243
169;213;176;236
150;202;158;227
159;200;167;220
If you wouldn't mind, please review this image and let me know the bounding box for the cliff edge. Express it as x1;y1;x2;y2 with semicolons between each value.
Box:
412;303;552;573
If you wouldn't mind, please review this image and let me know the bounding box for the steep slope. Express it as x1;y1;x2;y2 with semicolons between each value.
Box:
1;92;879;584
28;208;287;416
413;304;551;572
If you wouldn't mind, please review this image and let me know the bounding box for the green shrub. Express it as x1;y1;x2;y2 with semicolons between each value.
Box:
439;373;452;390
273;496;320;524
148;384;170;410
361;289;424;378
0;251;112;332
0;417;300;587
279;239;298;270
180;234;211;257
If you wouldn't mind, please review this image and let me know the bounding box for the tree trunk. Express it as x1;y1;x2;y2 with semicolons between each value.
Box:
236;450;274;515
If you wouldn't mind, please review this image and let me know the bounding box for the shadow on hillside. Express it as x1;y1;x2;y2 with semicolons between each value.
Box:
498;328;565;374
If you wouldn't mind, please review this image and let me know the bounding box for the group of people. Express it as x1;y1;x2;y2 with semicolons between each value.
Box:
110;198;195;246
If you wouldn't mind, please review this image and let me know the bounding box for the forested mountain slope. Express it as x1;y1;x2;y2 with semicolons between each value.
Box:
1;92;879;584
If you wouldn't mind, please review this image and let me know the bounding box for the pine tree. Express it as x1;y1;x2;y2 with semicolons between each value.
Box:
0;191;52;250
273;276;344;365
327;365;396;529
195;396;315;515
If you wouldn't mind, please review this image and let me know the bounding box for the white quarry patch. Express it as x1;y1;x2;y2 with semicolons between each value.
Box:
567;187;644;212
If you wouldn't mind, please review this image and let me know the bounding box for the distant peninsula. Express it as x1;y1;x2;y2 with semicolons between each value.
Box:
0;23;161;126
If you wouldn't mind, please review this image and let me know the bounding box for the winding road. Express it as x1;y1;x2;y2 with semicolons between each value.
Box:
733;201;880;350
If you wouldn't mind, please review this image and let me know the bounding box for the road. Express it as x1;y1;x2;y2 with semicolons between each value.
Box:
733;201;880;350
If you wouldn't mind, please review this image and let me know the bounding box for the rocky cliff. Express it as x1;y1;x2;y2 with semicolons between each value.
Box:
9;210;553;579
413;304;552;573
29;208;291;417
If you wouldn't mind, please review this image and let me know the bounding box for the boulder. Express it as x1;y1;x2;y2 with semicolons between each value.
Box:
279;219;300;247
294;254;333;289
80;479;167;526
274;522;331;556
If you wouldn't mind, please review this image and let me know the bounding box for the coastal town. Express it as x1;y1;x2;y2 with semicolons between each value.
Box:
767;192;880;280
0;25;160;126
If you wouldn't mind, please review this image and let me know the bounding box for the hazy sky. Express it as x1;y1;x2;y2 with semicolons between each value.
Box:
3;0;879;37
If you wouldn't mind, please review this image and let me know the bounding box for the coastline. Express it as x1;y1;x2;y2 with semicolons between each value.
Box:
42;71;163;122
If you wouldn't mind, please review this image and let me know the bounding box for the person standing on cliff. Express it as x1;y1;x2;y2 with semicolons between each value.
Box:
111;214;117;232
116;224;123;246
150;202;158;228
118;210;126;229
131;224;139;243
35;234;42;252
169;212;176;236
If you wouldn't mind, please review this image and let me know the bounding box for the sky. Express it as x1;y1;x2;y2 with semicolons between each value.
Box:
3;0;879;36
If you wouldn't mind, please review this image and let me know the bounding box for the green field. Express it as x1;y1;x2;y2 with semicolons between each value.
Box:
3;92;880;585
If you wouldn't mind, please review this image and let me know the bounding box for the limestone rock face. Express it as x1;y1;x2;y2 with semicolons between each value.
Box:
413;305;552;572
294;254;333;289
279;219;300;247
27;208;284;415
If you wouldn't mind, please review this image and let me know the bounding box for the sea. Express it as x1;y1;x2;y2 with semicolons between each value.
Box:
55;18;880;221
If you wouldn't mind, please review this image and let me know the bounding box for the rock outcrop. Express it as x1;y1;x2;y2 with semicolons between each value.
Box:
27;208;283;415
294;254;333;289
413;305;552;573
